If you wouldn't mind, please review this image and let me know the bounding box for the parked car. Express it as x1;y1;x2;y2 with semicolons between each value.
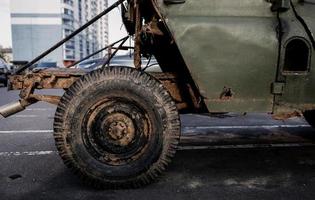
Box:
30;62;58;72
0;58;10;87
76;54;161;72
76;58;104;71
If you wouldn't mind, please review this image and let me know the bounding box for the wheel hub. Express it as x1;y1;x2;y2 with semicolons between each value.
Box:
104;113;135;146
82;98;151;165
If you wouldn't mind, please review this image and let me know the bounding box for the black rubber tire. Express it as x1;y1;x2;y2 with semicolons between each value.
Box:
53;66;180;188
303;110;315;127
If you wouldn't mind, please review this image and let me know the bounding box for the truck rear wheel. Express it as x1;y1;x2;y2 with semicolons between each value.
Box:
53;66;180;188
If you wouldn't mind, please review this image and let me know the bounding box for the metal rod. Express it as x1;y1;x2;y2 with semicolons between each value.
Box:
134;0;142;69
102;37;129;67
15;0;126;74
111;46;134;50
68;36;129;68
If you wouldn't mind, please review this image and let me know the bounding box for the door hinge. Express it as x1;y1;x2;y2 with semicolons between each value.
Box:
271;82;285;94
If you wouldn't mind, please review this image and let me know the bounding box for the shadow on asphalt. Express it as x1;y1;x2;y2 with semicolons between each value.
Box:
5;146;315;200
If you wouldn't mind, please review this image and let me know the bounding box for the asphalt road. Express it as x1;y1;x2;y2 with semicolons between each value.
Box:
1;87;315;200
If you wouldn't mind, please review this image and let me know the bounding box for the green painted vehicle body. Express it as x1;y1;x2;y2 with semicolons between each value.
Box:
152;0;315;114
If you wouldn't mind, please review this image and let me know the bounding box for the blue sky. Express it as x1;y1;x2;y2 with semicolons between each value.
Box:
0;0;127;48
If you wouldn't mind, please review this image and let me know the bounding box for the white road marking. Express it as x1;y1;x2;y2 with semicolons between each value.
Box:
184;124;311;130
26;108;54;111
0;124;310;134
179;143;315;150
0;126;311;157
0;151;57;157
0;130;53;134
9;115;53;118
1;143;314;157
11;115;39;118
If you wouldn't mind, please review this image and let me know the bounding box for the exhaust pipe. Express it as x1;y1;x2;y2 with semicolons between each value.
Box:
0;100;34;118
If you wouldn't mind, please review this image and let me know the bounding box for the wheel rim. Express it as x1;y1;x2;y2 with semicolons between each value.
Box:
81;97;152;166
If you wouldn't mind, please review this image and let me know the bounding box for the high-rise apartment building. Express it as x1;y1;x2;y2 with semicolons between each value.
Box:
10;0;108;66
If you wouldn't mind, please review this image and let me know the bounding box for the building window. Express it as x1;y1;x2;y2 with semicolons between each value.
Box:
64;8;74;17
65;49;75;60
65;40;75;49
63;18;74;26
63;28;73;37
63;0;74;6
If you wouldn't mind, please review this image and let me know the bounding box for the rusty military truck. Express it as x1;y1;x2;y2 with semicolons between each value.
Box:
1;0;315;188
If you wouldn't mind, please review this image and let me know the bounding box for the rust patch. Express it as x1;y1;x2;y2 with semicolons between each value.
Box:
9;69;199;112
142;21;164;36
272;111;302;120
133;0;142;69
9;69;86;90
28;94;61;105
220;86;233;100
105;113;136;147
